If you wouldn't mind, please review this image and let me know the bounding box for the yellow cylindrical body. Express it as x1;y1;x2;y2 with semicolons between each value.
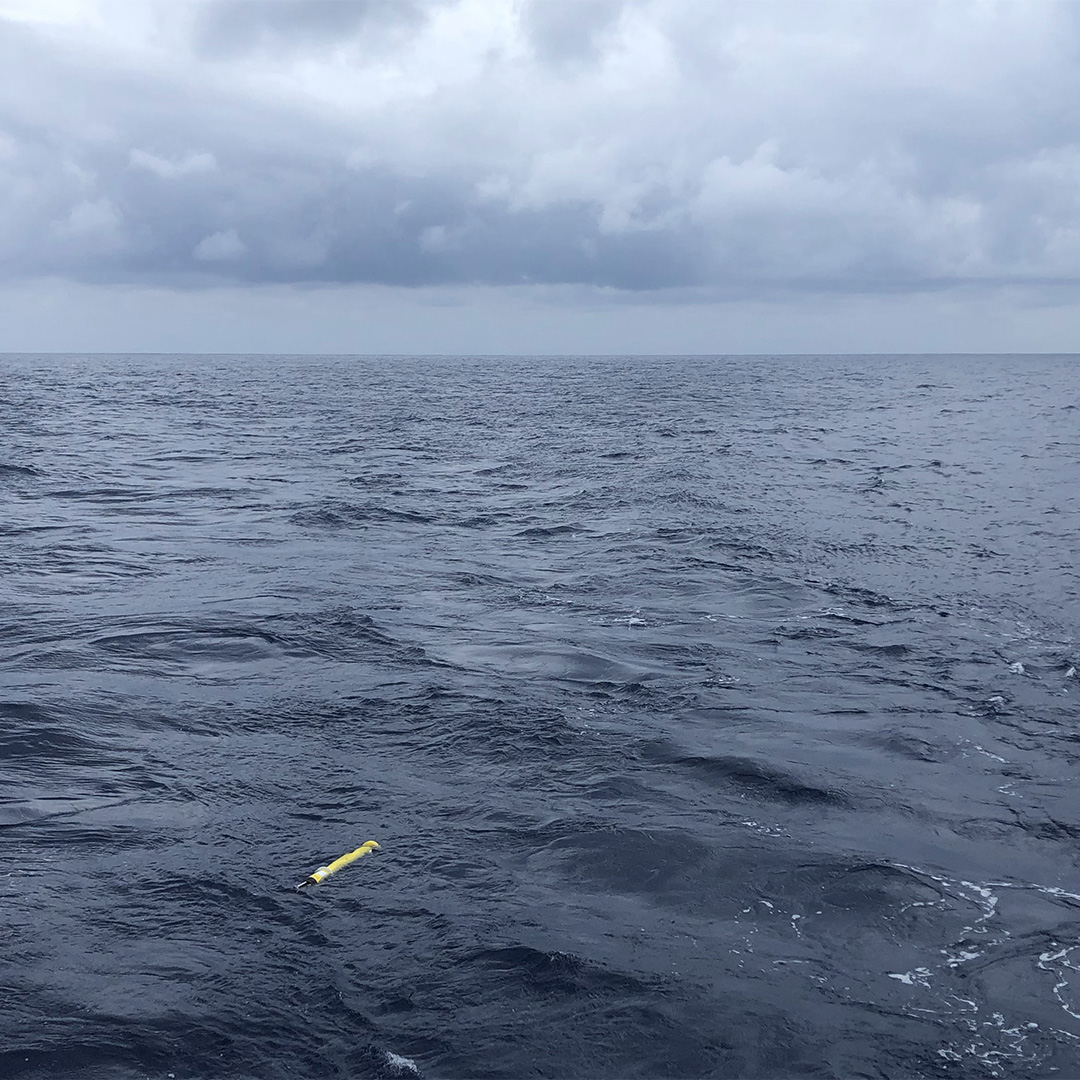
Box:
298;840;380;889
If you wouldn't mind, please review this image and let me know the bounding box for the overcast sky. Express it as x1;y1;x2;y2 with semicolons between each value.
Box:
2;0;1080;353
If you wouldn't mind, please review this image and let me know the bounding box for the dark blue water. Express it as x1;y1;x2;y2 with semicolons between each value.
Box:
2;353;1079;1079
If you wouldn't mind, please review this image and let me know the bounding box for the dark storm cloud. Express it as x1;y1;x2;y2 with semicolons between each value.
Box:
4;1;1080;295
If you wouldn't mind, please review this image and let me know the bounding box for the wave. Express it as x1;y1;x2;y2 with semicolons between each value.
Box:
641;738;852;808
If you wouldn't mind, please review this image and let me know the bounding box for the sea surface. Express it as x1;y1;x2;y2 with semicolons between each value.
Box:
2;353;1079;1080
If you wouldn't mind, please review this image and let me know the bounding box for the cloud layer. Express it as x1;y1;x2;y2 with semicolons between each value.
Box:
3;0;1080;295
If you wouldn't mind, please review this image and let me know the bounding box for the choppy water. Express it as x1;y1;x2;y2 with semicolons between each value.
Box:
1;353;1079;1080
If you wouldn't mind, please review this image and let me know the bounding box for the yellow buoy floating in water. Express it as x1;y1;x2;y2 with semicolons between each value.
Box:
297;840;380;890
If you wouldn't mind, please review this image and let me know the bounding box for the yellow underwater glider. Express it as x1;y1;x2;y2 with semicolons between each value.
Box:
297;840;380;890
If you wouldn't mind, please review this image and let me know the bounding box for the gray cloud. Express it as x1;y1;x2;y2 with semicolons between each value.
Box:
522;0;626;70
191;0;431;60
3;0;1080;297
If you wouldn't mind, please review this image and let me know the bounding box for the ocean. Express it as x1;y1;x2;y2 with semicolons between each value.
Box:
1;352;1078;1079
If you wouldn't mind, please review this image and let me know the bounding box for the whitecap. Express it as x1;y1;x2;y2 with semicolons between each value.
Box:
384;1050;421;1076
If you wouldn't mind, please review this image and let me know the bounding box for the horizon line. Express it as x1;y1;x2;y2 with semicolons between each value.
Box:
3;351;1079;359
